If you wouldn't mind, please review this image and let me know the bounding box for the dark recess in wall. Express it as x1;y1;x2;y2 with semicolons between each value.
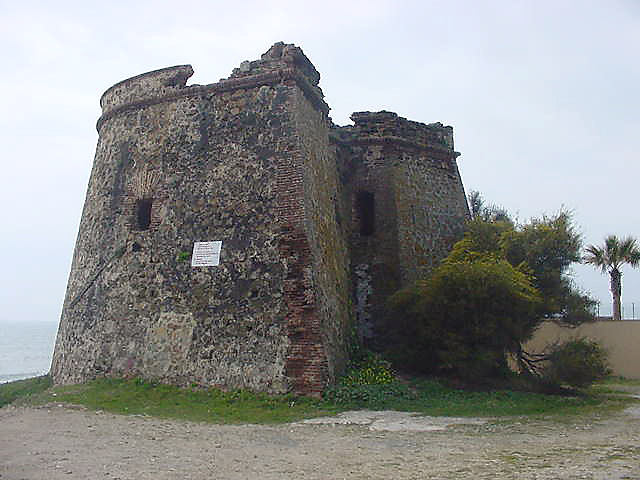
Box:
356;191;375;236
136;199;152;230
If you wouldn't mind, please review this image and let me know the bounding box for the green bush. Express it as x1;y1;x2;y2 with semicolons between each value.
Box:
543;338;611;389
341;352;395;386
324;351;413;407
176;251;191;262
387;258;541;379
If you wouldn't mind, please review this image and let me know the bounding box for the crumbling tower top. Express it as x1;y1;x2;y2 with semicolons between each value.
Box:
231;41;321;86
97;42;328;133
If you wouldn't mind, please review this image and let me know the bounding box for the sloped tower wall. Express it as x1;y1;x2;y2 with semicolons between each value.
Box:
51;43;353;395
332;112;469;340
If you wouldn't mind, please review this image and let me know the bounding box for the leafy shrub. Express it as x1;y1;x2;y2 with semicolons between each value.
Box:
542;338;611;389
341;352;395;386
324;351;413;407
176;251;191;262
446;212;595;327
387;257;541;379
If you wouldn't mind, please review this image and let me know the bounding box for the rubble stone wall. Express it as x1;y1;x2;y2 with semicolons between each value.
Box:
331;111;468;340
52;43;468;395
52;44;345;395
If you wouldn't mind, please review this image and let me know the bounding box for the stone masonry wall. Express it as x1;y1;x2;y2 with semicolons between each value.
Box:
331;111;468;341
290;88;353;393
52;43;468;395
332;125;401;340
52;43;349;395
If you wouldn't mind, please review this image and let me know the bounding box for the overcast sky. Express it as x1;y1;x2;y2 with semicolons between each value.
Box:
1;0;639;325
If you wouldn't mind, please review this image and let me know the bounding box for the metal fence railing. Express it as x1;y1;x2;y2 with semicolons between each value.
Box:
594;302;640;320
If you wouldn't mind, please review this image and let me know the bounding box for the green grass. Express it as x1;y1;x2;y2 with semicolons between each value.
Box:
325;377;636;417
0;375;52;408
1;375;637;424
596;376;640;386
589;376;640;395
34;377;343;424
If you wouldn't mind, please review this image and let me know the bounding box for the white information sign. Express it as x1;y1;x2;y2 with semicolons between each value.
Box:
191;241;222;267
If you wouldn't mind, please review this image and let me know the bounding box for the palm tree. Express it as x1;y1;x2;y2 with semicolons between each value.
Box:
584;235;640;320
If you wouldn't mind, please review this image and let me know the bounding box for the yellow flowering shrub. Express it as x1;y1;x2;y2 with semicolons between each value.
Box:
343;354;395;386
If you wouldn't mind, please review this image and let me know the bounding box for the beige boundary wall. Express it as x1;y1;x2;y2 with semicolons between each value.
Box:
525;320;640;379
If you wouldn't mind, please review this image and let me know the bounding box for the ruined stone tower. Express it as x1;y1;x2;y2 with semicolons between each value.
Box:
51;43;468;395
333;112;469;339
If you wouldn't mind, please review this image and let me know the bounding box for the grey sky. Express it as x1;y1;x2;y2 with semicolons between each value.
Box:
1;0;639;324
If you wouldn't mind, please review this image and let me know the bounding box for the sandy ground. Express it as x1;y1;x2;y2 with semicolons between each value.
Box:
1;395;639;480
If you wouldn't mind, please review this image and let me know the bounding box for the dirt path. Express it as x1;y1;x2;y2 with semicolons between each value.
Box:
1;399;639;479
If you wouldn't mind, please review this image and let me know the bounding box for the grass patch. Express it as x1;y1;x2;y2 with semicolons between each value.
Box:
0;375;52;408
2;374;637;424
41;377;342;424
324;377;635;417
589;377;640;395
596;376;640;386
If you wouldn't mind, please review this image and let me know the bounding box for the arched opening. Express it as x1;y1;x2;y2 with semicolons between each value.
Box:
136;198;153;230
356;191;375;236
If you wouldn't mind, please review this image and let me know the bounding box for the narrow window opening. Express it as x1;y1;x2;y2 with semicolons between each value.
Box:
136;198;153;231
356;191;375;236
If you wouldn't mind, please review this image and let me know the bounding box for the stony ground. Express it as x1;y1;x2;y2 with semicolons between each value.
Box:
1;393;639;479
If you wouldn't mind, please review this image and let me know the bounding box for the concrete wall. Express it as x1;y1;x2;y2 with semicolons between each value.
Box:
525;320;640;379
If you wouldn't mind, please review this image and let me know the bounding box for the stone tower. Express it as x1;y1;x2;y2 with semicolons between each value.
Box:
51;43;468;395
332;112;469;339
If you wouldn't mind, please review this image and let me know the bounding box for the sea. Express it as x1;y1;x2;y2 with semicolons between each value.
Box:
0;320;59;384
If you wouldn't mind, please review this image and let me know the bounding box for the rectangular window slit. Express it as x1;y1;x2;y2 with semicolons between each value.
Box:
356;191;375;236
136;198;153;230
